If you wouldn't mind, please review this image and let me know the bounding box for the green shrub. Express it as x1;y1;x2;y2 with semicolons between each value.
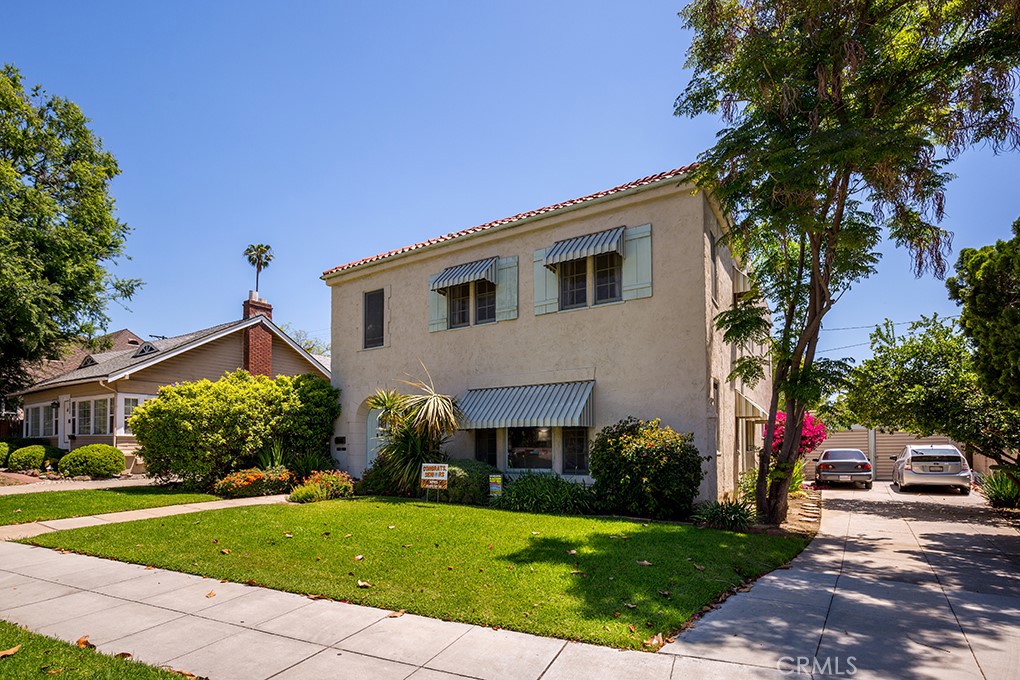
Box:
0;442;8;468
213;466;294;498
57;445;125;478
303;470;354;499
436;459;499;505
8;445;63;472
288;483;330;503
130;370;340;490
286;448;336;479
588;417;708;520
490;473;594;515
354;451;426;498
980;470;1020;508
692;500;757;531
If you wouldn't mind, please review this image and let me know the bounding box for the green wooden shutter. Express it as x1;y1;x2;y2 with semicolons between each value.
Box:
622;224;652;300
495;256;519;321
533;248;559;315
428;274;448;332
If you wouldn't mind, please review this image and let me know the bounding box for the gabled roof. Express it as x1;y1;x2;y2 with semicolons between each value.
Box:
26;329;146;383
322;165;697;278
16;317;329;396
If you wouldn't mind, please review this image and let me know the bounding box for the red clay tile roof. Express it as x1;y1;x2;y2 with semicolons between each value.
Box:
322;165;697;277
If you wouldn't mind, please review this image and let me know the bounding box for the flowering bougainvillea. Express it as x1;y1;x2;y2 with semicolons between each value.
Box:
771;412;828;456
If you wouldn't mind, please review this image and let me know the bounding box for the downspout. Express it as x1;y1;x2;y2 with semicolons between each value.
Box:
99;379;118;450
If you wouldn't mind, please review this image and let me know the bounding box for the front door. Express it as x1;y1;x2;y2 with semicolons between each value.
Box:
366;408;384;468
59;395;71;449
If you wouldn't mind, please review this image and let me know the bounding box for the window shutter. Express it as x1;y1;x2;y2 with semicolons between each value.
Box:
495;256;519;321
622;224;652;300
428;274;448;332
533;249;559;315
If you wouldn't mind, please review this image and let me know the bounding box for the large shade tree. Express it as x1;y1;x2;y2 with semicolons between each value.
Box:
675;0;1020;523
947;218;1020;409
0;64;140;396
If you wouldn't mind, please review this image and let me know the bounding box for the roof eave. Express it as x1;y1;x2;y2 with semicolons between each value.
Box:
321;170;695;283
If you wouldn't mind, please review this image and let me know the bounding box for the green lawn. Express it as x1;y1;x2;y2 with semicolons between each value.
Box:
0;620;178;679
0;488;218;526
26;497;808;649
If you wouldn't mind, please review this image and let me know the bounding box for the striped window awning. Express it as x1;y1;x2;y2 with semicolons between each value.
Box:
544;226;625;269
430;257;499;292
459;381;595;429
736;392;768;422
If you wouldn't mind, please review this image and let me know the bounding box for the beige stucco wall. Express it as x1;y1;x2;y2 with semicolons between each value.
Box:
326;181;770;500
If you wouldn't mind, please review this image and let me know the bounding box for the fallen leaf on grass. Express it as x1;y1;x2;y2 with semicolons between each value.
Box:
284;533;293;539
220;549;231;555
388;525;395;529
693;564;705;572
145;565;155;570
75;636;95;650
566;549;577;555
46;670;64;675
388;609;405;618
211;539;218;544
628;624;636;633
307;594;330;600
531;531;540;535
613;612;621;618
205;590;216;598
401;544;412;548
624;603;637;609
643;633;666;647
0;644;21;658
658;590;671;598
569;570;586;576
636;560;653;566
447;565;455;570
12;509;21;513
357;580;372;588
354;555;364;561
115;652;132;659
343;533;353;538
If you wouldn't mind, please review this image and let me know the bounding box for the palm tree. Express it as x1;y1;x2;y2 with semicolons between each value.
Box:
243;244;274;292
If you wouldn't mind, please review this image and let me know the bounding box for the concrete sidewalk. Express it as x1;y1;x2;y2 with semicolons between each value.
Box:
659;482;1020;679
0;495;288;541
0;541;733;680
0;476;154;496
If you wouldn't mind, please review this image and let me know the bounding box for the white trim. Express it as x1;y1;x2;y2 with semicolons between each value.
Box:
117;393;156;435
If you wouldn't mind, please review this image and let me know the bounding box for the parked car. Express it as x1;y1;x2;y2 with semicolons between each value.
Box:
813;449;873;489
891;444;971;494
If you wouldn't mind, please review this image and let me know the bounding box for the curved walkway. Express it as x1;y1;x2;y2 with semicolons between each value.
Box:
659;482;1020;679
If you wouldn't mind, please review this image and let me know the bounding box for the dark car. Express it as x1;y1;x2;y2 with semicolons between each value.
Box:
813;449;873;489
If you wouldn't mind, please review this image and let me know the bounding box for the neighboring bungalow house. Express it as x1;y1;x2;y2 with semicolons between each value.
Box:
321;167;770;501
12;294;329;470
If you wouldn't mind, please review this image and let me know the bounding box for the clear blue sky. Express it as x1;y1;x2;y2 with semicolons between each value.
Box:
3;2;1018;362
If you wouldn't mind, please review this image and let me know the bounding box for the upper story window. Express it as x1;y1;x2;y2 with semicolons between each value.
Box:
429;256;518;332
364;289;385;349
535;224;651;315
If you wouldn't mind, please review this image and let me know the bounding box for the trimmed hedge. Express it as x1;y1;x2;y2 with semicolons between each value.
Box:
437;459;499;505
0;442;8;468
8;445;65;472
58;445;125;479
490;473;595;515
130;370;340;490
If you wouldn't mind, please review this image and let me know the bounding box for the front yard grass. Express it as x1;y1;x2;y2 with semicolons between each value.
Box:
0;620;178;679
26;497;808;649
0;488;218;526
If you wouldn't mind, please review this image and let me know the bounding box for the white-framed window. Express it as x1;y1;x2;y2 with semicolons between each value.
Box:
24;404;58;438
71;397;114;436
118;394;154;435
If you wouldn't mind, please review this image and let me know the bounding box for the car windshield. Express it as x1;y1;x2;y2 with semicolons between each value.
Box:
911;449;962;463
822;450;867;461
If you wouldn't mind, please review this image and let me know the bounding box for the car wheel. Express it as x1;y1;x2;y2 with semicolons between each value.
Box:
864;482;873;490
961;486;971;496
898;479;908;491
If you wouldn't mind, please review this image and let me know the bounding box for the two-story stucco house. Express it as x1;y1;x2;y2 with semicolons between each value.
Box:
322;167;770;500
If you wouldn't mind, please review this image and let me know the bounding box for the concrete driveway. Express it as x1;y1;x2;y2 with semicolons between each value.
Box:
660;482;1020;679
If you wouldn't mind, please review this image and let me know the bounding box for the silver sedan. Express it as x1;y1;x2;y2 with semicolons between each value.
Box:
891;445;972;494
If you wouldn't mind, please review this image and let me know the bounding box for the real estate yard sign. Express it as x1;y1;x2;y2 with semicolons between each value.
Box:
420;463;448;490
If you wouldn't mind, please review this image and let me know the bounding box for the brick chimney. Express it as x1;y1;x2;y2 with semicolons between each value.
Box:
242;291;273;376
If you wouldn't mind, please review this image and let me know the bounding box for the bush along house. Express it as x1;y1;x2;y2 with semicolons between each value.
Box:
11;294;330;473
322;167;770;500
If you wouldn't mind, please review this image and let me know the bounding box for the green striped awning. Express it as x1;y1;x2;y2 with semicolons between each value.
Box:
430;257;499;292
544;226;625;268
459;381;595;429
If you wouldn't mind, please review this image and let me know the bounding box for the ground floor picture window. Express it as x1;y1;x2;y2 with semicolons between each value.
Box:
508;427;552;469
475;428;498;467
562;427;589;474
72;397;113;436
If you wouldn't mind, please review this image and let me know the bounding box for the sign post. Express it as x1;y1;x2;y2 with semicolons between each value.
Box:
420;463;449;502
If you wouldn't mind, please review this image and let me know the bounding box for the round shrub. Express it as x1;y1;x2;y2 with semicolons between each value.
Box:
0;442;9;468
437;459;499;505
289;482;330;503
692;500;757;531
58;445;125;478
303;470;354;499
8;445;49;471
589;417;708;520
